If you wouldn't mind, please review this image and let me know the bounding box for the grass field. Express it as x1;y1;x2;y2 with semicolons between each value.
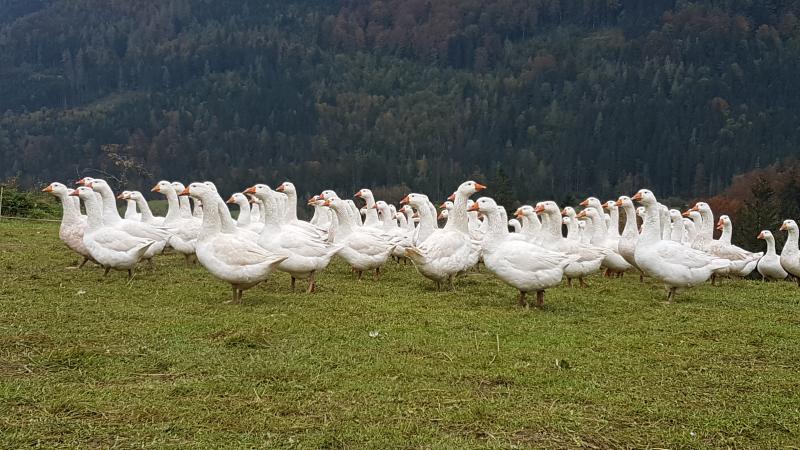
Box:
1;220;799;448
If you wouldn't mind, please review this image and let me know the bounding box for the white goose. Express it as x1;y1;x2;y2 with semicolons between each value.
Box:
180;182;286;303
43;182;93;268
514;205;542;243
171;182;194;220
354;188;381;227
125;191;165;226
226;192;263;232
756;230;788;281
151;180;200;262
707;215;762;278
779;220;800;284
405;181;483;289
82;179;169;261
276;182;327;238
375;200;411;261
120;191;141;221
473;197;575;307
203;182;260;241
246;184;340;293
322;197;395;280
508;218;522;233
615;196;642;277
578;199;632;276
669;209;685;242
401;193;437;245
537;201;606;287
70;186;154;277
632;189;728;302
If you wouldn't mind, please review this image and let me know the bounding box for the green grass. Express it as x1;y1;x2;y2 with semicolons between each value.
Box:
1;221;798;448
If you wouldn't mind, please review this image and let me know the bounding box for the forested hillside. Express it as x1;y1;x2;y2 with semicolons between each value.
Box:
2;0;800;202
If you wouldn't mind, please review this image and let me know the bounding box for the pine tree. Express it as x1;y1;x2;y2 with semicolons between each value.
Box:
488;167;516;216
736;176;779;250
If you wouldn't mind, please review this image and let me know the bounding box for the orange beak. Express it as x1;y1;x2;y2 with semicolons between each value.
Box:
400;195;410;205
354;191;362;198
68;190;79;197
151;184;160;192
615;200;623;207
690;205;700;212
323;200;332;207
682;211;691;217
439;202;447;209
178;187;190;196
75;178;86;185
514;208;523;218
579;199;590;206
475;183;487;191
716;223;724;231
467;203;480;212
631;192;643;201
42;185;53;193
437;212;445;220
780;223;788;231
276;184;285;192
116;193;126;200
243;186;256;194
226;196;236;204
372;204;378;209
757;232;765;239
447;193;455;201
576;210;587;219
560;208;568;216
534;205;545;214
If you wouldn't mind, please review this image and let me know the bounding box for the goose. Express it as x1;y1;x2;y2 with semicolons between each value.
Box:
226;192;263;232
354;189;381;227
578;199;632;276
43;182;94;268
632;189;728;302
577;220;590;244
124;191;165;225
659;204;671;241
309;195;331;228
276;182;327;238
706;215;762;279
756;230;788;281
508;219;522;233
537;201;606;287
203;182;260;241
683;210;704;246
180;182;287;303
120;191;141;221
82;179;169;261
472;197;575;307
69;187;154;278
322;197;395;280
514;205;542;242
779;220;800;284
438;208;449;223
561;207;581;242
249;197;262;223
399;205;416;234
400;193;437;245
150;181;200;262
615;196;642;277
375;200;412;261
405;181;483;289
245;185;340;293
669;209;685;242
170;182;194;220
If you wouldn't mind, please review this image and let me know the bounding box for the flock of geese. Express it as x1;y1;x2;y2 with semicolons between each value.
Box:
41;178;800;306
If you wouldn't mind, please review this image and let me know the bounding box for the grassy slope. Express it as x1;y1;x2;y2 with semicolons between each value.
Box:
0;221;798;449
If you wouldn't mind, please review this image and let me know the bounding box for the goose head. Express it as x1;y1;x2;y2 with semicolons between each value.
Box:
537;201;561;217
243;184;274;201
171;181;186;194
615;196;632;208
180;182;214;199
117;190;132;200
631;189;657;206
470;196;497;213
440;200;454;210
401;193;429;210
780;219;797;233
515;205;536;219
151;180;174;194
668;209;682;222
75;177;95;186
70;186;96;200
604;200;618;213
128;191;146;203
203;181;218;192
42;182;69;196
452;180;486;200
636;206;646;218
322;197;348;213
437;209;448;220
226;192;249;205
354;188;373;200
276;182;296;195
561;206;577;217
757;230;774;241
580;196;604;211
717;215;731;231
319;190;339;200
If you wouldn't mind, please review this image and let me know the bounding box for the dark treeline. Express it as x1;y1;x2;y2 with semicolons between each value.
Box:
2;0;800;205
